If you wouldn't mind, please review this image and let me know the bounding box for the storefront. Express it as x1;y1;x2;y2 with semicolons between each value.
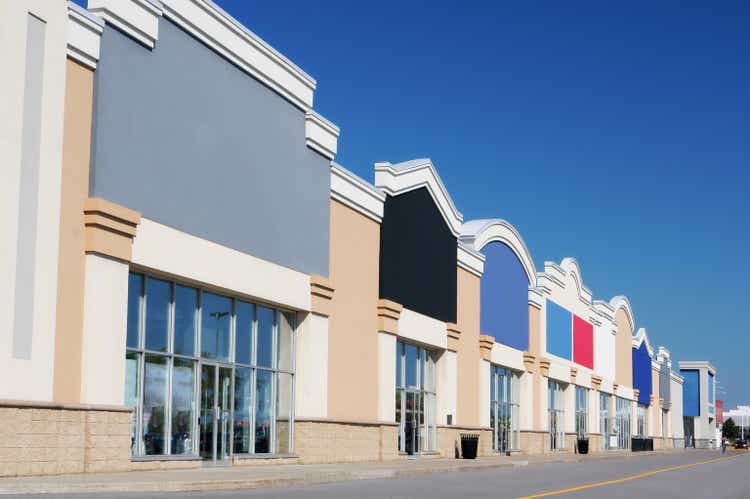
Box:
548;380;566;450
395;341;438;454
124;272;296;461
490;365;521;453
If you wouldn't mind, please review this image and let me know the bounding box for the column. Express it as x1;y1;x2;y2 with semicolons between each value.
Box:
376;299;401;421
295;275;333;418
80;198;140;405
478;335;493;428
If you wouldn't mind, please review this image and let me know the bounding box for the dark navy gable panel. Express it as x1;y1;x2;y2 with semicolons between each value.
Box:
90;19;330;277
632;343;652;405
480;242;529;351
379;188;457;323
681;369;700;416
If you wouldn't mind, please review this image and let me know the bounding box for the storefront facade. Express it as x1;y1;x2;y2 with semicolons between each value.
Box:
1;0;700;477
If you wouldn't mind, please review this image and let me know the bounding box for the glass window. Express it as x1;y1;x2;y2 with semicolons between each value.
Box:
576;386;588;439
127;273;143;348
637;404;647;436
548;380;566;450
600;392;611;450
171;358;195;454
255;370;273;453
275;372;293;454
125;351;140;454
145;278;170;352
395;340;437;454
277;312;294;371
173;285;197;356
142;354;168;455
201;292;231;360
233;367;252;454
124;273;297;458
405;343;418;388
491;366;520;453
235;301;254;365
257;307;275;368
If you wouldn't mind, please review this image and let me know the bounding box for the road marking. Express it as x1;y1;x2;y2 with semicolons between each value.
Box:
516;453;744;499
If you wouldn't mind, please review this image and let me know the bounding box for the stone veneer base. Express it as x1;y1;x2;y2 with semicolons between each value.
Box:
0;405;132;477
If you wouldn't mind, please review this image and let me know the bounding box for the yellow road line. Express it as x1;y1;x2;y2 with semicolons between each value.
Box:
516;453;743;499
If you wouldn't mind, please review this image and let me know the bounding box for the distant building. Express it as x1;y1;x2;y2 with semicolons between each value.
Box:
679;361;717;448
716;400;724;427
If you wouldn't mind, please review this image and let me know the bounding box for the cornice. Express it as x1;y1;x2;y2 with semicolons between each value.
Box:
330;163;385;223
305;111;339;160
459;218;536;285
374;159;463;237
67;2;104;69
457;242;485;277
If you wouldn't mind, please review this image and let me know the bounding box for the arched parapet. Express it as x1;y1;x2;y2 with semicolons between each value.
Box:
609;295;635;332
459;218;536;286
632;327;655;358
460;219;536;352
536;258;593;313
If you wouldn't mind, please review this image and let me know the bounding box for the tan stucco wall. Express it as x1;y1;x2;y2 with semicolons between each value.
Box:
614;309;633;388
528;305;541;357
455;267;481;427
53;59;95;404
529;305;542;430
327;199;380;421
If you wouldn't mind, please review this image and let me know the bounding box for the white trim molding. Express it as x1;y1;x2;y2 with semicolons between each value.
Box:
633;327;655;357
305;111;339;160
678;360;716;376
489;341;524;372
87;0;318;110
609;295;635;332
528;287;544;308
457;242;484;277
88;0;162;49
330;162;385;223
397;307;448;350
67;2;104;69
131;218;312;311
459;218;536;285
374;159;463;237
160;0;316;110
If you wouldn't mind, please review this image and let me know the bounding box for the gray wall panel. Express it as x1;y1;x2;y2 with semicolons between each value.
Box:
13;14;46;359
91;19;329;277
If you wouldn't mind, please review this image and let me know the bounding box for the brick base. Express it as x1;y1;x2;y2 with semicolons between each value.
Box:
294;419;399;464
436;426;492;458
0;404;132;477
520;431;546;454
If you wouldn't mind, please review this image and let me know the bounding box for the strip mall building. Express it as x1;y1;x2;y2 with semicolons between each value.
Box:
1;0;716;476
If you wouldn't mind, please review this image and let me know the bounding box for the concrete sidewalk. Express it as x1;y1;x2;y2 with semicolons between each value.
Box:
0;449;702;495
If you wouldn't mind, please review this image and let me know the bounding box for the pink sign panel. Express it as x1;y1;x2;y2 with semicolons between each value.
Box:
573;315;594;369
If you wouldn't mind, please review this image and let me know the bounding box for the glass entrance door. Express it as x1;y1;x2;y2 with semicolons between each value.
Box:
199;364;232;461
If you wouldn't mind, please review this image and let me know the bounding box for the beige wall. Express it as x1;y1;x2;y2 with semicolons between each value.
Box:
327;199;380;421
528;305;541;357
455;267;481;427
53;59;94;404
0;0;68;401
614;309;633;388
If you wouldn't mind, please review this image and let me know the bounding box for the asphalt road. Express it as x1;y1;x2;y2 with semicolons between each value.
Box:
7;450;748;499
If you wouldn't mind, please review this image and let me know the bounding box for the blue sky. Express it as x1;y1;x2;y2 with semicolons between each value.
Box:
77;1;748;407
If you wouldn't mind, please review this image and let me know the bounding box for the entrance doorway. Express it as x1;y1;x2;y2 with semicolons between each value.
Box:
199;364;232;462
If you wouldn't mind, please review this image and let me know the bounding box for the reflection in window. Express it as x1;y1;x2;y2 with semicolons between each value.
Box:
235;301;254;365
278;312;294;371
127;273;142;348
257;307;274;368
143;355;168;455
255;370;273;453
233;367;252;454
395;341;437;454
201;292;231;360
145;278;170;352
125;272;296;458
125;352;139;454
171;359;195;454
173;285;197;356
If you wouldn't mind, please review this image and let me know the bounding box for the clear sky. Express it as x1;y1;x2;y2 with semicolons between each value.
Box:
77;1;748;407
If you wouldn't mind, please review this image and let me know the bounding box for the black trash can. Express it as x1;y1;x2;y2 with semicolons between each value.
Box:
577;438;589;454
460;433;479;459
646;438;654;451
